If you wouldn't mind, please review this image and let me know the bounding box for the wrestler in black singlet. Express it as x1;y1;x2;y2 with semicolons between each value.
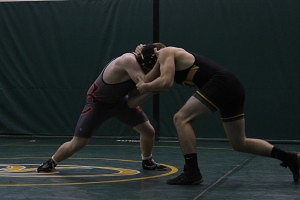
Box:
74;63;148;138
174;52;245;122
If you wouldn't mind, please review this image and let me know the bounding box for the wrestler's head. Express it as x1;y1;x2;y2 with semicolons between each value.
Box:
135;42;166;73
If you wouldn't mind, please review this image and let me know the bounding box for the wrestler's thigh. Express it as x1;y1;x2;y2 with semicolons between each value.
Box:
74;105;109;137
177;95;213;122
133;120;154;134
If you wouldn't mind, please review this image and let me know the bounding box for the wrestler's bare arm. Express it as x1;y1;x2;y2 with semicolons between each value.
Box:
136;48;175;93
119;53;145;83
116;53;153;108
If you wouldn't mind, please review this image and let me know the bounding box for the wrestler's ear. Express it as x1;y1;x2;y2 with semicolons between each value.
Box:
154;48;158;54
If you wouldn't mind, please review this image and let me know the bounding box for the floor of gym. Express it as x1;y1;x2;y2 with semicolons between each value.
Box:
0;137;299;200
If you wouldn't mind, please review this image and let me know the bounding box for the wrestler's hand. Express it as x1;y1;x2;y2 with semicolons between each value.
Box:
135;44;144;55
136;75;146;94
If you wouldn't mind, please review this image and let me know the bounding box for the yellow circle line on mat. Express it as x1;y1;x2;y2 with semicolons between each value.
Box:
0;157;178;186
0;164;140;177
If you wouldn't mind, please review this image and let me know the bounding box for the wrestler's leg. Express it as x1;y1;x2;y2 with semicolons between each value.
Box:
133;121;166;170
133;120;155;158
51;105;103;163
223;119;273;156
37;136;91;173
173;96;213;155
115;99;166;170
114;102;156;160
167;96;213;184
223;118;300;182
52;136;90;163
37;103;106;172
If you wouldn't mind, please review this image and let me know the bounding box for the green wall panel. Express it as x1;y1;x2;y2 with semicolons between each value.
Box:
159;0;300;140
0;0;299;140
0;0;153;137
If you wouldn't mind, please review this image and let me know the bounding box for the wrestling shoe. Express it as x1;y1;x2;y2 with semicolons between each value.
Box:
280;153;300;182
166;168;203;185
142;158;167;171
37;158;57;172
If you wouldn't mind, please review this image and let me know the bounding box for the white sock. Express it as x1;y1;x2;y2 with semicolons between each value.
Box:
51;156;58;164
142;154;152;160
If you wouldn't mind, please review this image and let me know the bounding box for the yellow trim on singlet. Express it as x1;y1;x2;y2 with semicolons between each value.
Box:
221;113;245;121
196;91;245;121
182;65;200;87
196;91;219;110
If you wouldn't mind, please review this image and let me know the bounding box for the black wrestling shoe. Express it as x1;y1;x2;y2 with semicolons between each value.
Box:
280;153;300;182
37;158;57;172
166;169;203;185
142;158;167;171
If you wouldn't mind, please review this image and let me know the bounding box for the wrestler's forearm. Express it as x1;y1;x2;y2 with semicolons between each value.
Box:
143;64;160;83
142;76;173;93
